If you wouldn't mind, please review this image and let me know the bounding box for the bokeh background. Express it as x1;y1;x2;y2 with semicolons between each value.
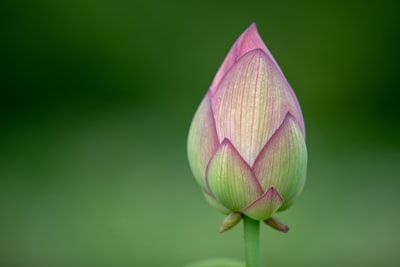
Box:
1;1;399;266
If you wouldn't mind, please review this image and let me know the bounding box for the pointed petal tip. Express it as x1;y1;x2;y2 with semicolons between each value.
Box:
268;187;284;201
219;138;247;162
246;23;261;38
283;112;304;134
220;137;230;146
264;217;289;233
243;22;258;35
241;187;284;220
238;23;267;53
219;212;242;233
286;110;305;136
209;23;269;95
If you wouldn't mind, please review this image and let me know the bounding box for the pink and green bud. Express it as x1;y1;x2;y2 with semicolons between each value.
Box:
187;23;307;222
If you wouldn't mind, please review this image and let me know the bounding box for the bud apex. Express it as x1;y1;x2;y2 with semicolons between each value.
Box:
264;217;289;233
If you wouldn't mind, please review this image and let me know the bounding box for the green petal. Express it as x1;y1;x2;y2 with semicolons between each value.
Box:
253;114;307;209
207;139;263;211
202;190;230;214
187;94;220;190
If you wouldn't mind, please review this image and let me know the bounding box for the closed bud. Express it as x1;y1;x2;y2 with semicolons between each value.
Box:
187;23;307;221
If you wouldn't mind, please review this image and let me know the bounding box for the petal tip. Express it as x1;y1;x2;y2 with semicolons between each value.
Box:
219;212;242;233
209;23;268;95
242;187;284;220
264;217;289;233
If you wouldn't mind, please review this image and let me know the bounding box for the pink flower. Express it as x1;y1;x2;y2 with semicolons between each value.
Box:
187;23;307;221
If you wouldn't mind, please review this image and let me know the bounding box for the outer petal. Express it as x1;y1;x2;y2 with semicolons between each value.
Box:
209;23;305;135
210;23;279;95
242;187;283;220
187;94;219;189
202;190;230;214
207;139;263;211
253;114;307;210
212;49;301;165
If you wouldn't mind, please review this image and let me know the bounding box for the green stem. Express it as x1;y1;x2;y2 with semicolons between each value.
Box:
243;215;261;267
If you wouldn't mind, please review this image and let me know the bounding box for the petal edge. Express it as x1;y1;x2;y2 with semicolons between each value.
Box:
242;187;283;220
253;113;307;208
187;94;220;189
207;139;263;211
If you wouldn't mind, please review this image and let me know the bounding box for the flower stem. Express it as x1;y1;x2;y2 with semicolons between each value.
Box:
243;215;261;267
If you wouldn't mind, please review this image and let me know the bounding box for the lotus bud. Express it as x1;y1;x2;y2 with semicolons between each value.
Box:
187;23;307;223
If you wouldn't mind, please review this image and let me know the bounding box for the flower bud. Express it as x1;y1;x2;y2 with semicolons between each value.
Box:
187;23;307;221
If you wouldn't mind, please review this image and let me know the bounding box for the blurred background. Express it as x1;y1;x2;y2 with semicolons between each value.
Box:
1;0;399;266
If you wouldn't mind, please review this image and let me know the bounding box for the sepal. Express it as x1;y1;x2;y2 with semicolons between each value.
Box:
219;212;242;233
264;217;289;233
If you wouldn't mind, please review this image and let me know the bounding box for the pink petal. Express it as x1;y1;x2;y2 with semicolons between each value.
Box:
209;23;305;135
252;113;307;209
242;187;283;220
209;23;279;95
206;139;263;211
187;93;220;190
211;49;302;165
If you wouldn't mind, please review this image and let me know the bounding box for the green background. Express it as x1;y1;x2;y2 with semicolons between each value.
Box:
1;1;399;266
